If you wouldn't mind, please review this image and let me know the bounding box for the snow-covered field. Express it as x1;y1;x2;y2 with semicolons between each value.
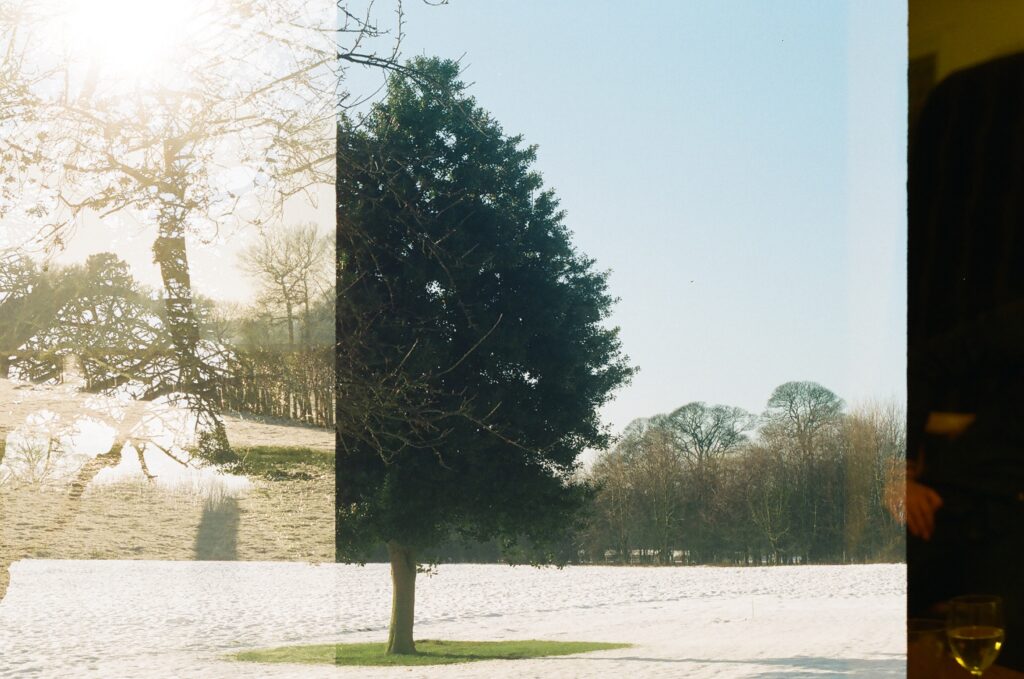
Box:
0;561;905;678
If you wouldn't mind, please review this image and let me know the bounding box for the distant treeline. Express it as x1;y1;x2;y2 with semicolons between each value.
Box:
374;383;906;567
580;384;905;566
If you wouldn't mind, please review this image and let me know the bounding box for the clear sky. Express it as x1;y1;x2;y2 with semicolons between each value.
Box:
355;0;908;438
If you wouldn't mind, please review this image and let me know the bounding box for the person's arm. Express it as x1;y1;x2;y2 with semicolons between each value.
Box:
902;413;976;541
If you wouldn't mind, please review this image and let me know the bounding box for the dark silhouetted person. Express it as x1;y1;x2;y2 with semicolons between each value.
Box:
907;51;1024;673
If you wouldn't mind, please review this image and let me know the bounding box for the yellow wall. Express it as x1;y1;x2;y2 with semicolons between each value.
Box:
911;0;1024;81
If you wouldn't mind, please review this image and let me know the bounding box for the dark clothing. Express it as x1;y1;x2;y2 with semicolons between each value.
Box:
908;52;1024;672
918;422;1024;500
908;51;1024;489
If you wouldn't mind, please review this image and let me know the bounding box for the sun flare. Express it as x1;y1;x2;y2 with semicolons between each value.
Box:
61;0;200;79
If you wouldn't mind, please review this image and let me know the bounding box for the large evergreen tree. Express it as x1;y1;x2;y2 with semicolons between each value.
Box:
336;58;635;654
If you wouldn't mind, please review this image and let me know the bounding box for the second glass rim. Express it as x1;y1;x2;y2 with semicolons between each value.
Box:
949;594;1004;606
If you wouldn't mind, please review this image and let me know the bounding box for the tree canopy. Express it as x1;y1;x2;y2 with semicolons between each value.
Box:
336;57;634;652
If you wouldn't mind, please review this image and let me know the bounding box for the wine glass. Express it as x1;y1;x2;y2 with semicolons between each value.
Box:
947;594;1005;677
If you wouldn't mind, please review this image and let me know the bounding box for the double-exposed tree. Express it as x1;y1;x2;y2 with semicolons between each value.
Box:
0;0;427;607
0;0;338;456
336;57;635;654
0;252;53;377
6;253;193;394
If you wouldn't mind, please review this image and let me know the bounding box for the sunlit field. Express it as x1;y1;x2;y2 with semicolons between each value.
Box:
0;378;333;564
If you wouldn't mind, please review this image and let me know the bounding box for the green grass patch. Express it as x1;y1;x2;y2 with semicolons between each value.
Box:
231;639;631;666
228;445;334;480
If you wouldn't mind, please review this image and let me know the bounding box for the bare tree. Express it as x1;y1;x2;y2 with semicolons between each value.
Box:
630;427;686;564
239;223;331;348
761;381;844;562
741;441;793;564
587;449;638;564
842;400;906;561
659;403;755;467
588;418;685;564
582;393;905;566
0;2;59;233
654;402;754;562
763;381;844;458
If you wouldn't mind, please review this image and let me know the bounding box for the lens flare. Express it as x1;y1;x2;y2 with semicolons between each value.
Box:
62;0;198;79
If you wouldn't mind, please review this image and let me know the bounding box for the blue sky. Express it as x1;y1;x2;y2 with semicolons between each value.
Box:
356;1;908;436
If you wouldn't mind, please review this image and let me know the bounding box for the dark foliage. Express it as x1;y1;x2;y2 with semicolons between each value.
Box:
336;57;635;563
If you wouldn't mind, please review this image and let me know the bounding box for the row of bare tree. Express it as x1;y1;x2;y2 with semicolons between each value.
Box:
582;382;905;565
214;347;334;427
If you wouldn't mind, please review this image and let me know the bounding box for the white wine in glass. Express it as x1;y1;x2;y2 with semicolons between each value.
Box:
947;595;1005;677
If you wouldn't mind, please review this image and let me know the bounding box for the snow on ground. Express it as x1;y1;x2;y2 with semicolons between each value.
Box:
0;377;333;496
0;562;905;678
0;378;334;455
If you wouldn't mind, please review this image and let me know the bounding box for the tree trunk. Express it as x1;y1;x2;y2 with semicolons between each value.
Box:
285;298;295;348
386;541;417;655
0;562;8;604
0;488;8;603
302;281;311;347
153;223;201;390
153;217;229;457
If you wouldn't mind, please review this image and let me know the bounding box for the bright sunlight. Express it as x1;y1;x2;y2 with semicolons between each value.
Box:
59;0;205;80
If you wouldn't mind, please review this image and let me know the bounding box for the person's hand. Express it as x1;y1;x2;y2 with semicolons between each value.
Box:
906;479;943;541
